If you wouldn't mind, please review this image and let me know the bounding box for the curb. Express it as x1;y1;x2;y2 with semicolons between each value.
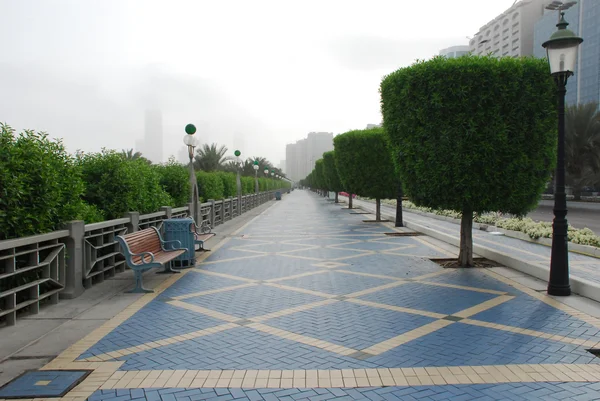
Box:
351;201;600;304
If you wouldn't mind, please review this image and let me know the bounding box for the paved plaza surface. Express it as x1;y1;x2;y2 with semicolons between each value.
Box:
3;191;600;400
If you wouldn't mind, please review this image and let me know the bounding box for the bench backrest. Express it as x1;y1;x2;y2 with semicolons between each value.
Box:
121;228;162;263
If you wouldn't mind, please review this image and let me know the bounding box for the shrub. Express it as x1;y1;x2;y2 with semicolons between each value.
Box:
217;172;237;198
0;124;87;239
196;170;224;201
154;158;190;207
78;149;172;219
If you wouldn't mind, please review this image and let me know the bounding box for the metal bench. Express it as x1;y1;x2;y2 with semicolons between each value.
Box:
117;227;187;293
191;221;216;251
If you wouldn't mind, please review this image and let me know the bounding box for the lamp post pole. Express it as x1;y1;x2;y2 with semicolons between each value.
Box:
234;150;242;215
542;9;583;296
183;124;200;224
253;161;259;194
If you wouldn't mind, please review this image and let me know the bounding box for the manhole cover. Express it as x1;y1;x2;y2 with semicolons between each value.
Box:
0;370;92;399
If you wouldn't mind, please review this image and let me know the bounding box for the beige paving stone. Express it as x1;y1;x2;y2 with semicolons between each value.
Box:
356;377;370;387
293;378;306;388
343;377;357;387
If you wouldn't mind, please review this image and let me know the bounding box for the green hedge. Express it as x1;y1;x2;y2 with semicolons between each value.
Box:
0;124;95;240
154;158;190;207
78;150;173;219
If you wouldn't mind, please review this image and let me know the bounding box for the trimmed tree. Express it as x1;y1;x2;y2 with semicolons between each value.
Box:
333;128;397;221
323;151;344;203
381;55;556;266
314;159;327;197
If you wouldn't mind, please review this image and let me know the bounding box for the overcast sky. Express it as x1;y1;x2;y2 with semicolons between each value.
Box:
1;0;518;164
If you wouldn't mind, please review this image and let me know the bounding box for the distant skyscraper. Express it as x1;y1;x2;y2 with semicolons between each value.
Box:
469;0;547;58
285;132;333;181
138;110;163;163
534;0;600;106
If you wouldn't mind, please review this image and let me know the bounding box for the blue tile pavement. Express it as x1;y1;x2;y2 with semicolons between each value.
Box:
0;370;89;398
471;295;600;341
266;301;436;350
113;326;380;371
366;322;599;367
79;301;224;359
88;383;600;401
358;282;498;315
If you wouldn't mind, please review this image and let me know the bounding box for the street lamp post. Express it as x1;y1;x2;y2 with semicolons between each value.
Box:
542;10;583;296
253;160;259;194
183;124;200;224
234;150;242;214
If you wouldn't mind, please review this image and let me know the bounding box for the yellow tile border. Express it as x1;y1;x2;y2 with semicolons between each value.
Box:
57;363;600;396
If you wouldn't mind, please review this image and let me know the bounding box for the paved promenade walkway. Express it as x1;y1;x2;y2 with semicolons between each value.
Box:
3;191;600;400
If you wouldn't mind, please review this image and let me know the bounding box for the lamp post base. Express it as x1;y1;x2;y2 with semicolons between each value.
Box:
547;284;571;296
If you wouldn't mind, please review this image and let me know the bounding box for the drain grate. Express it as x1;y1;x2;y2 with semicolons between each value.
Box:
384;232;424;236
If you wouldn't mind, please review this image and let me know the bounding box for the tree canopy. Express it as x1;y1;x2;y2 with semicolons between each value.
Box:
381;55;556;265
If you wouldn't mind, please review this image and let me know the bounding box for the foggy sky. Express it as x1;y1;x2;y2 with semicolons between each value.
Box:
1;0;518;164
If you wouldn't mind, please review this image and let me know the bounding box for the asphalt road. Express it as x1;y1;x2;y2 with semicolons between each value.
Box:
527;200;600;235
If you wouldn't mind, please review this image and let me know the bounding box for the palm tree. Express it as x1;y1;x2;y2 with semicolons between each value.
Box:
121;149;143;161
193;143;232;171
565;102;600;199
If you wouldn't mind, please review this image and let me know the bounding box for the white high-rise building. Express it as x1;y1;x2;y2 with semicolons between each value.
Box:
285;132;333;182
468;0;548;58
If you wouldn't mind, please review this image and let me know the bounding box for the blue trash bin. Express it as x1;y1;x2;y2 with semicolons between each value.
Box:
163;218;196;267
275;191;282;200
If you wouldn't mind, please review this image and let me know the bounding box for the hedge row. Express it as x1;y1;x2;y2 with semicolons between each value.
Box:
0;125;287;240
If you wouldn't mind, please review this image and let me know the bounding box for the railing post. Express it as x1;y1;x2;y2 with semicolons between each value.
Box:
195;201;202;224
62;220;85;299
160;206;172;220
209;199;216;226
124;211;140;233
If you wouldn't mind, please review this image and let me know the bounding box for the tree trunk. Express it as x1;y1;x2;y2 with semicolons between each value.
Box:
458;209;474;267
395;181;403;227
349;194;353;209
376;198;381;221
335;192;339;203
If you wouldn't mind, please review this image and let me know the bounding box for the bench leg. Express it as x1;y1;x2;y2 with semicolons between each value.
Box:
156;261;181;274
199;242;211;252
127;270;154;293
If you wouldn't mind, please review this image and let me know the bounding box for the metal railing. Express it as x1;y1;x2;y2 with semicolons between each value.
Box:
0;190;279;326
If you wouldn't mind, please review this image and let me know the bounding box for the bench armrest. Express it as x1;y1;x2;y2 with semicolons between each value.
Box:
191;221;213;235
131;251;155;265
161;239;183;251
